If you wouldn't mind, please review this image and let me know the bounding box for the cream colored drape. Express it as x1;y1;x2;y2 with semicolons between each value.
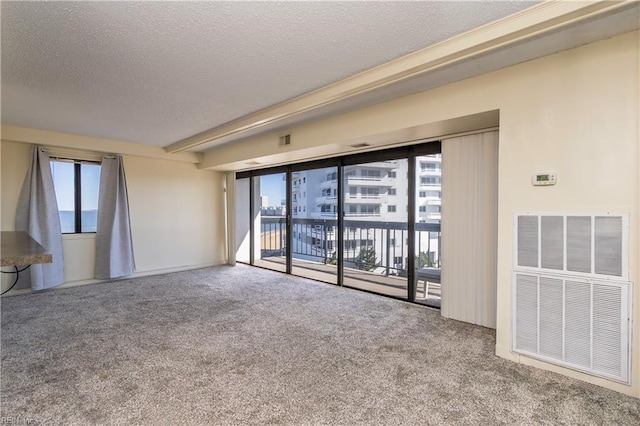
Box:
441;131;498;328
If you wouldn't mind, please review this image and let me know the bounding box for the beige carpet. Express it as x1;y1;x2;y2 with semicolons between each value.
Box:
1;264;639;425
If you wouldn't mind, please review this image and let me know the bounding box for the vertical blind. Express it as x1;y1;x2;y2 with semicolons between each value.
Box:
441;131;498;328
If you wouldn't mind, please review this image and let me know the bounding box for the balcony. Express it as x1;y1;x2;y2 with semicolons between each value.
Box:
310;211;338;219
315;195;338;205
320;179;338;190
419;183;441;190
345;195;386;204
260;215;442;307
358;161;398;169
418;169;442;177
344;212;381;217
346;176;394;187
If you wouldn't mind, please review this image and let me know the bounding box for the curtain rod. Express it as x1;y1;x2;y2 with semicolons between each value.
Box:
41;146;117;162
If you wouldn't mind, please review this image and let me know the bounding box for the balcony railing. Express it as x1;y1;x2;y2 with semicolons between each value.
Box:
315;195;338;204
261;216;442;274
344;212;381;217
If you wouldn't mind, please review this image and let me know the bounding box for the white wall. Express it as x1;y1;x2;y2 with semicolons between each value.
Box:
204;31;640;396
1;139;226;289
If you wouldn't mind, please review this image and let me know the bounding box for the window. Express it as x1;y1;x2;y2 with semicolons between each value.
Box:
361;187;380;198
361;169;381;179
419;206;427;212
238;140;440;303
420;162;439;171
345;240;357;250
420;176;441;186
361;205;379;215
50;160;101;233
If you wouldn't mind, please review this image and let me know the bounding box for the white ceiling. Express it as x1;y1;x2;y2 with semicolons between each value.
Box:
1;1;540;150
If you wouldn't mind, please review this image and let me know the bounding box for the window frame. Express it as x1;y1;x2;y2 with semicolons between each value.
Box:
50;159;101;234
236;139;442;302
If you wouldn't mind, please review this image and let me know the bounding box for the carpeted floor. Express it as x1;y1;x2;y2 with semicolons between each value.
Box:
1;265;639;425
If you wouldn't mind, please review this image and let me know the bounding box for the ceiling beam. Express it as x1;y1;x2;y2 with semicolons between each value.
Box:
164;0;632;154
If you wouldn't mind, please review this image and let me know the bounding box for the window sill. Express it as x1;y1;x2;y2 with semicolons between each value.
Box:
62;233;96;241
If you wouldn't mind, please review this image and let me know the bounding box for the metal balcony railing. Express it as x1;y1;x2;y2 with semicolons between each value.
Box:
260;216;442;275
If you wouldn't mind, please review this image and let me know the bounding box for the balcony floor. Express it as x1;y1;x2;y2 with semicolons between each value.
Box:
257;255;441;308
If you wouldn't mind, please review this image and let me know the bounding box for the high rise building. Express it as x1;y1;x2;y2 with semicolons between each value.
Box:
290;155;442;272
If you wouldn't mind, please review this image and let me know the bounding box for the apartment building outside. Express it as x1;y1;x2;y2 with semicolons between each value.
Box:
289;155;442;275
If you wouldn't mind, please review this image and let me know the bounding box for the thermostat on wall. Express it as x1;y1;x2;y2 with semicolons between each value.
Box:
532;172;557;186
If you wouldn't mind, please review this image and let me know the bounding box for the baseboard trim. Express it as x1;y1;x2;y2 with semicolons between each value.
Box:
495;344;636;397
495;344;520;362
2;261;228;296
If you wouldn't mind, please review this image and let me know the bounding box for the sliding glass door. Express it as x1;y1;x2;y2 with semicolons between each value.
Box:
290;166;338;284
236;140;442;306
253;172;287;272
235;177;251;263
342;159;408;297
413;153;442;308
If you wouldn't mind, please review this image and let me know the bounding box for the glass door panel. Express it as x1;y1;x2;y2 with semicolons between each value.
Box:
414;154;442;307
235;178;251;263
253;173;287;272
291;167;338;284
342;159;408;298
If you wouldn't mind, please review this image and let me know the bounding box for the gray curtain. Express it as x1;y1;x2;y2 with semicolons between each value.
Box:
15;146;65;290
95;155;136;279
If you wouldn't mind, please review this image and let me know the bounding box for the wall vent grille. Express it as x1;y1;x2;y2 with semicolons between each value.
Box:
279;134;291;146
515;214;628;280
513;214;631;383
513;272;630;382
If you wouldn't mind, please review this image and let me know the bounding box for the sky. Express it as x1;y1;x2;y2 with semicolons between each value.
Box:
50;162;101;211
260;173;286;207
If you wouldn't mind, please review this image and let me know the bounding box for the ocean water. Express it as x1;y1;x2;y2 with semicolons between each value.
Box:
59;210;98;233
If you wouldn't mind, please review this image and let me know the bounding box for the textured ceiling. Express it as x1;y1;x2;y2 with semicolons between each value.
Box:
1;1;539;149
